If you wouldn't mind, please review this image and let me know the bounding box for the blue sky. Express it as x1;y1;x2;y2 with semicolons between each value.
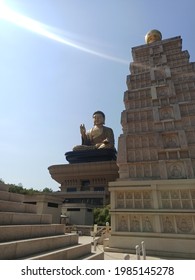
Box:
0;0;195;191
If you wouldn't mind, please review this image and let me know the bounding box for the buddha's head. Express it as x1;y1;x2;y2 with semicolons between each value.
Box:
93;111;105;125
145;29;162;44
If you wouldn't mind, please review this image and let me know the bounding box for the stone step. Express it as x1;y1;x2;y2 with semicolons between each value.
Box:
0;233;78;259
0;212;52;225
0;191;24;203
0;200;37;213
77;251;104;260
25;243;92;260
0;224;65;242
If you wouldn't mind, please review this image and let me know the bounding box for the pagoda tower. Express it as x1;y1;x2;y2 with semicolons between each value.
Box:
108;30;195;258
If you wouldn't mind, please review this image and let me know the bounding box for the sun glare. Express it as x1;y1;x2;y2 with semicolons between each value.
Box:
0;1;128;65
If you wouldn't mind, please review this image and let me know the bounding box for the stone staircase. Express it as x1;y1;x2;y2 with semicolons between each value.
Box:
0;182;103;260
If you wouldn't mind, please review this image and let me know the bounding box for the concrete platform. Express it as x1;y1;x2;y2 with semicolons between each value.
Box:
0;200;37;213
0;183;104;260
0;191;24;202
0;224;65;242
0;233;78;260
78;236;166;260
26;243;103;260
0;212;52;225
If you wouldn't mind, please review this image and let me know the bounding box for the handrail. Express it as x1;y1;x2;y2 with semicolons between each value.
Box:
92;224;110;240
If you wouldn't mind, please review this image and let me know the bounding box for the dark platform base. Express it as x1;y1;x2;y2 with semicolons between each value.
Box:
65;149;117;163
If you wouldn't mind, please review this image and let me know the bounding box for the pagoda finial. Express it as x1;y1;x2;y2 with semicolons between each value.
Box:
145;29;162;44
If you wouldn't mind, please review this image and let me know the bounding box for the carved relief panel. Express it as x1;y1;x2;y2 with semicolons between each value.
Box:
186;131;195;144
190;116;195;126
160;107;173;120
148;135;156;147
161;216;175;233
151;163;160;178
142;149;150;160
181;190;192;208
117;214;156;233
130;215;141;232
142;215;153;232
126;191;133;208
136;165;143;178
160;190;170;209
116;191;154;210
129;165;136;178
164;121;174;130
135;150;142;161
141;136;149;147
150;150;157;160
117;215;129;232
117;213;195;234
170;190;181;209
176;216;194;234
116;192;124;208
191;190;195;208
163;134;179;149
134;192;142;208
143;190;152;208
167;162;185;179
156;85;170;98
160;189;194;209
127;150;135;162
144;164;151;178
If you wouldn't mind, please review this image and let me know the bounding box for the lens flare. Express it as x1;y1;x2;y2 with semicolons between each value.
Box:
0;1;128;65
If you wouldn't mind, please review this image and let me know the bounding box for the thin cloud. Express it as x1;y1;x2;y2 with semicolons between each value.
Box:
0;2;128;65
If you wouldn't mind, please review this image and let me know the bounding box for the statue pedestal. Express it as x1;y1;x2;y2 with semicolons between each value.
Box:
65;149;117;164
48;160;119;208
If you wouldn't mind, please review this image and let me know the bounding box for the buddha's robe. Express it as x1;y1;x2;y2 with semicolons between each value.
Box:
73;125;114;151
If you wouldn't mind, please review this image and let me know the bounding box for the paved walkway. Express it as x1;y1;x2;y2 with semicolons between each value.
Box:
79;236;164;260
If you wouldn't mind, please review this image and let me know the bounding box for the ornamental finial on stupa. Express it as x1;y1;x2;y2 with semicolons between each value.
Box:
145;29;162;44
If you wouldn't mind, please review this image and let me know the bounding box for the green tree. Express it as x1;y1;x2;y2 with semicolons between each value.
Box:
8;183;54;194
42;187;53;193
8;184;40;194
93;205;110;226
